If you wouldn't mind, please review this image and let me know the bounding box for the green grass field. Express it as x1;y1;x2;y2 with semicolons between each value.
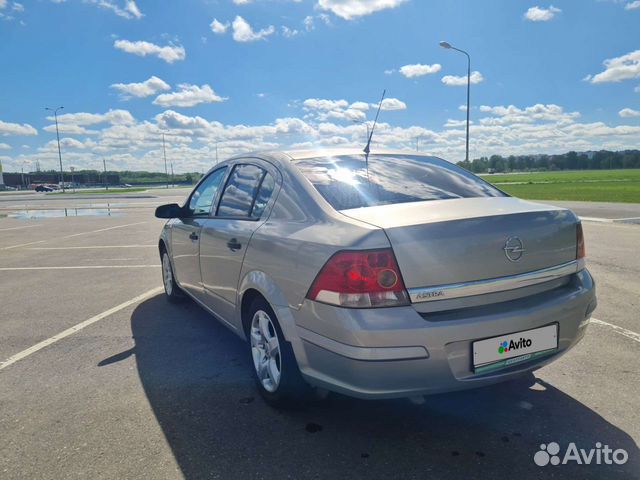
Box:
480;169;640;203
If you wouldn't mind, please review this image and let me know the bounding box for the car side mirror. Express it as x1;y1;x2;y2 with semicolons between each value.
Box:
155;203;185;219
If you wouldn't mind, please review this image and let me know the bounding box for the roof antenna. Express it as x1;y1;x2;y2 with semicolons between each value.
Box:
363;89;385;178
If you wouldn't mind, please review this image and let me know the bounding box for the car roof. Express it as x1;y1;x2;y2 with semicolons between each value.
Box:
224;148;442;168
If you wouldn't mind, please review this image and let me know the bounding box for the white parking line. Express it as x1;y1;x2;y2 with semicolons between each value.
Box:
580;217;613;223
1;240;46;250
0;221;150;251
591;318;640;344
0;265;160;271
0;225;44;232
28;245;156;250
0;286;164;371
580;216;640;224
57;221;150;240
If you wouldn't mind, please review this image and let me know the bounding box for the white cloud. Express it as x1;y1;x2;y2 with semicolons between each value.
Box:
303;98;349;111
85;0;143;20
0;143;11;149
0;120;38;136
12;2;23;12
124;1;142;18
43;124;97;135
442;71;484;86
233;0;253;4
281;26;300;38
625;1;640;10
210;18;229;34
399;63;442;78
113;39;186;64
350;101;370;111
317;0;407;20
232;16;275;42
444;119;472;128
619;108;640;117
110;76;171;99
303;15;314;31
587;49;640;84
524;5;561;21
478;103;579;125
51;109;135;126
153;84;226;108
378;98;407;110
0;1;7;9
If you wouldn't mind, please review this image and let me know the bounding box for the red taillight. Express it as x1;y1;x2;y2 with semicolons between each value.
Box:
306;249;410;308
576;223;585;259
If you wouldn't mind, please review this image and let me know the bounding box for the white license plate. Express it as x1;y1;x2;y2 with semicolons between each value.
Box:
473;324;558;372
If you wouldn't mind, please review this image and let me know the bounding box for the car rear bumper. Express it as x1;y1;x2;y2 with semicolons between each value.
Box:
289;269;596;399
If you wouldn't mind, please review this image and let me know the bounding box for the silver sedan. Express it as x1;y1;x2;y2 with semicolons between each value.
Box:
156;149;596;406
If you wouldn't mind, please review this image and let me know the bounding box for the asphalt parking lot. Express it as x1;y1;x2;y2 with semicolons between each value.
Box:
0;191;638;479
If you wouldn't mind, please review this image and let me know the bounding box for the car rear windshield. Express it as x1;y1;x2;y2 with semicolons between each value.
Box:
293;154;506;210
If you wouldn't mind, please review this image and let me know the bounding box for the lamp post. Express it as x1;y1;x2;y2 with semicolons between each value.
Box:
161;131;169;189
21;161;26;189
103;158;108;191
440;41;471;163
45;106;65;192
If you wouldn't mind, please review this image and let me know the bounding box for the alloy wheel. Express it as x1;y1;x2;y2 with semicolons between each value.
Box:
250;310;282;393
162;253;173;296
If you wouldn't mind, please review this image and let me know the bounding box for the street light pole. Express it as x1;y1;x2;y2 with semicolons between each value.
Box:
103;158;109;191
45;106;65;192
440;41;471;163
162;132;169;189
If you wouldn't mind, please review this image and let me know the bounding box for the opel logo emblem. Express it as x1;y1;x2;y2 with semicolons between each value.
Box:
504;236;525;262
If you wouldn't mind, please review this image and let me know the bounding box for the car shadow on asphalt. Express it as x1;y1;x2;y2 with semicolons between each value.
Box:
118;295;639;480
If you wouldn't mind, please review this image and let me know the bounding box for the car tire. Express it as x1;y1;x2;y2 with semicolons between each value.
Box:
247;297;310;407
161;250;185;303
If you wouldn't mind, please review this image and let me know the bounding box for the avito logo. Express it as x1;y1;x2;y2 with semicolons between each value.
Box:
498;337;532;354
534;442;628;466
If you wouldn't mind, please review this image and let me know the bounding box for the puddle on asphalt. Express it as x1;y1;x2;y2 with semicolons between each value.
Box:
7;208;124;219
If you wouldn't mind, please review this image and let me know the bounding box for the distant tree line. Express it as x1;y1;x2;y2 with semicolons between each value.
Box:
457;150;640;173
30;169;203;185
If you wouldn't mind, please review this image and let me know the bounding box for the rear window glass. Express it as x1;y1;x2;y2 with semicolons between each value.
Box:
293;154;505;210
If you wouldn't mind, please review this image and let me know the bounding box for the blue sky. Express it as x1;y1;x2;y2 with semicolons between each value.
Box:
0;0;639;173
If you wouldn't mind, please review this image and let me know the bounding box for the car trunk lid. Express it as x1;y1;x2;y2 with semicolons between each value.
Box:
340;197;578;289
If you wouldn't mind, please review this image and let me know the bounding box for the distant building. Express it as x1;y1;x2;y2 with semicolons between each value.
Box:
0;158;5;189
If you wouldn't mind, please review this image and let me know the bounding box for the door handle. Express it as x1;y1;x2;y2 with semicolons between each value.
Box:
227;238;242;251
189;231;199;241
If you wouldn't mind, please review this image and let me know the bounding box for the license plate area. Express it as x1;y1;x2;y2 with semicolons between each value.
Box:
472;324;558;374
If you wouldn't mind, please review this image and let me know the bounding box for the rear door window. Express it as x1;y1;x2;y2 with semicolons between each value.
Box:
251;172;276;218
217;164;265;218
